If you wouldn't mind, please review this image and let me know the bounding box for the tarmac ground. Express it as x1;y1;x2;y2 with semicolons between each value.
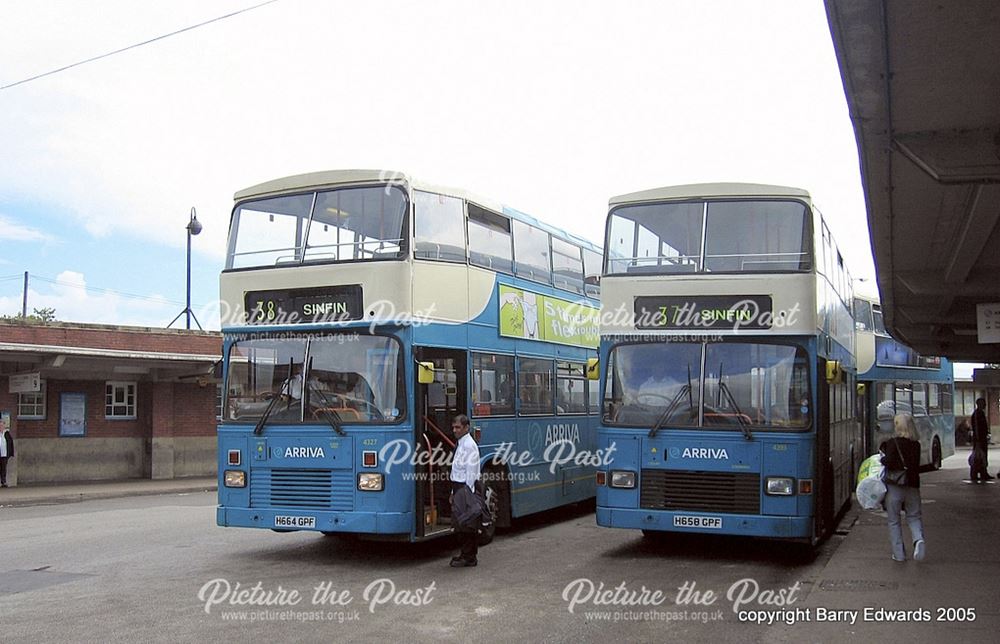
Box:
2;447;999;641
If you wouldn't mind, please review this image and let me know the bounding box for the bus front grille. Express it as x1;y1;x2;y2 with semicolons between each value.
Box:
640;470;760;514
251;469;354;511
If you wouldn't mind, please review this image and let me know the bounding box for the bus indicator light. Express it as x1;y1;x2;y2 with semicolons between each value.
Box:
362;451;377;467
798;479;813;495
228;449;241;466
596;471;606;486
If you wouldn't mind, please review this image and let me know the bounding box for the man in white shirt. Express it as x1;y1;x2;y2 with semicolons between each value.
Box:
449;414;481;567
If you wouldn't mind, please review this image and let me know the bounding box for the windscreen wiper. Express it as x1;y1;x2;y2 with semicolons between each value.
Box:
649;364;694;439
253;356;294;436
719;381;753;441
308;382;347;437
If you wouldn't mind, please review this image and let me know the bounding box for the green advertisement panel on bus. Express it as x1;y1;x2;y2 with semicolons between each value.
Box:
499;285;599;349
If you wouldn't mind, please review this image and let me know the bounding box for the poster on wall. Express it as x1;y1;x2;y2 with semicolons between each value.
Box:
60;393;87;436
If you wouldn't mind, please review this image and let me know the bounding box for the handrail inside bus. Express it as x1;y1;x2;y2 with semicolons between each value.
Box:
421;432;436;524
423;415;456;449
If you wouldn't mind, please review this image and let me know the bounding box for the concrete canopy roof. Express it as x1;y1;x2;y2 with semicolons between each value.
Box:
825;0;1000;361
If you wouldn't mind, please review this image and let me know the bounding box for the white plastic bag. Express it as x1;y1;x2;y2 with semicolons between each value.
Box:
855;453;887;511
856;476;887;510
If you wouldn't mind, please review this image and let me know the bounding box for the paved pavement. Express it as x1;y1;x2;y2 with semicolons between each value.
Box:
763;445;1000;642
0;476;216;507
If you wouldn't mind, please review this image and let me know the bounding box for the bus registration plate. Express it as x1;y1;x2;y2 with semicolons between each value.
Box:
672;515;722;529
274;515;316;529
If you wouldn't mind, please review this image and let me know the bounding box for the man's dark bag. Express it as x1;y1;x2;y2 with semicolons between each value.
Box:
452;482;493;545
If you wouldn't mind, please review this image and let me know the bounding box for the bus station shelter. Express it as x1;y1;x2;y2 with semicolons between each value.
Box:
825;0;1000;363
0;320;221;486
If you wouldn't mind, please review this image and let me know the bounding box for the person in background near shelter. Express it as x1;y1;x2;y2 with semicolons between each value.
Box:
880;413;926;562
449;414;481;568
0;423;14;488
970;397;993;482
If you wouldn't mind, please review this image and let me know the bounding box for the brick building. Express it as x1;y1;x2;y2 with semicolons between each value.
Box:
0;320;221;485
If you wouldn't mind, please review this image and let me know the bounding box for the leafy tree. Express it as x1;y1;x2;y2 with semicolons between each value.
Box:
1;307;58;324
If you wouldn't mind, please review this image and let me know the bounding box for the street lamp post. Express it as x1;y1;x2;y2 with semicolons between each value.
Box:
168;207;203;330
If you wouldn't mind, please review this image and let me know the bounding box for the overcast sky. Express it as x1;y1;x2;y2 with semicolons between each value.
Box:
0;0;880;331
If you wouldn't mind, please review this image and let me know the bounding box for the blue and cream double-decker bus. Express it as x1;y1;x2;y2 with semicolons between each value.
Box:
216;170;602;541
593;183;862;543
853;294;955;468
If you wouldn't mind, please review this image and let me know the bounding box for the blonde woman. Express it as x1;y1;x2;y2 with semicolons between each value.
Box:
880;413;925;562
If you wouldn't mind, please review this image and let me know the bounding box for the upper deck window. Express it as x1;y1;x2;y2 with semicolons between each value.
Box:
551;237;584;294
414;191;466;262
853;298;873;331
607;202;702;274
872;304;887;335
703;200;811;272
227;185;407;269
582;248;601;297
467;204;513;273
513;221;552;284
606;198;811;275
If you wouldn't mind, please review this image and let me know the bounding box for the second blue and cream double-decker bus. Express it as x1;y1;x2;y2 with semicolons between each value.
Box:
853;294;955;468
593;183;862;544
216;170;602;542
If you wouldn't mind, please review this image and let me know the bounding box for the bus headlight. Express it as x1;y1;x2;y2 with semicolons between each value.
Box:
224;470;246;488
765;477;795;496
358;473;384;491
610;470;636;489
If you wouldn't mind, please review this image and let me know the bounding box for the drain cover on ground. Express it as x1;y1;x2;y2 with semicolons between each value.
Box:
819;579;899;591
0;569;93;594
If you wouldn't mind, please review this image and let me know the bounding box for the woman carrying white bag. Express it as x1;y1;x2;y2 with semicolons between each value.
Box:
879;413;927;563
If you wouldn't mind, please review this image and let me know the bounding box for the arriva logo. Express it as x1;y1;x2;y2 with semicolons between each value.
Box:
680;447;730;460
545;424;580;446
282;447;326;458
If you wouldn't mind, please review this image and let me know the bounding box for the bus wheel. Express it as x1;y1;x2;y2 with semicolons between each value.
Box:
483;468;511;532
932;438;943;470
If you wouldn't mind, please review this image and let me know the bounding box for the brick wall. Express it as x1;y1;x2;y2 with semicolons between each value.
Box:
0;320;221;356
7;379;217;439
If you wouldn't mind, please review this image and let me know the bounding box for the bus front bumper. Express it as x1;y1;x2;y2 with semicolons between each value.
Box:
597;506;813;539
217;506;413;536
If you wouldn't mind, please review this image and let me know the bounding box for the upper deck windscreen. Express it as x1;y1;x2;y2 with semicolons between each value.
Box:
227;185;407;269
606;199;811;275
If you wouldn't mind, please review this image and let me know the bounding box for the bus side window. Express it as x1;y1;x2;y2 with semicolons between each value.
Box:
471;353;515;416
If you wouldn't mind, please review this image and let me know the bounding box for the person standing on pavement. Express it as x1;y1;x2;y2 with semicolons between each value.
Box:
449;414;481;568
0;423;14;488
880;413;926;562
970;397;993;482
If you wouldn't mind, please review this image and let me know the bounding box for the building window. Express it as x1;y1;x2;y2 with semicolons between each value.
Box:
106;381;137;418
18;380;46;419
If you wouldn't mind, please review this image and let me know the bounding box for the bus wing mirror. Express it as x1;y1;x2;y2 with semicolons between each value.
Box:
417;361;435;385
586;358;600;381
